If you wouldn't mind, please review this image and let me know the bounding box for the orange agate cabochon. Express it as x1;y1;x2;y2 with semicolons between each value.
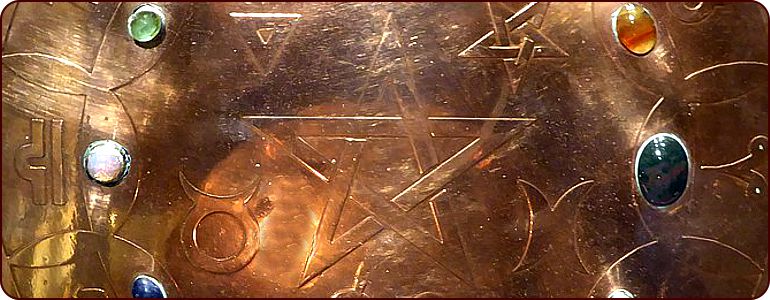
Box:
612;3;657;55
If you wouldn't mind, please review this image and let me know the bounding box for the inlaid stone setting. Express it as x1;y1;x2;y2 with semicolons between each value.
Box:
608;288;635;298
83;140;131;187
127;4;165;44
612;3;657;55
132;275;167;298
635;133;689;207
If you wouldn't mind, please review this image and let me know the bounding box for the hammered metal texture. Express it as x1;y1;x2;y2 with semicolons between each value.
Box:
1;2;768;298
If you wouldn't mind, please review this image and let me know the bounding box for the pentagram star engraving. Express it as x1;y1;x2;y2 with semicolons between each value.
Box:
237;4;562;287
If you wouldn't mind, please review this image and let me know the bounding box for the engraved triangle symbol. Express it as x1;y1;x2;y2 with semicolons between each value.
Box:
230;12;302;76
256;27;276;45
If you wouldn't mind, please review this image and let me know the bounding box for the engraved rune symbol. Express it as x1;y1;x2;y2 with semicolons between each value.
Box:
14;118;64;206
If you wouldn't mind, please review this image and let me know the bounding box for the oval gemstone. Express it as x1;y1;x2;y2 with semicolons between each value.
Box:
635;133;689;207
83;140;131;186
132;275;167;298
128;4;165;43
612;3;657;55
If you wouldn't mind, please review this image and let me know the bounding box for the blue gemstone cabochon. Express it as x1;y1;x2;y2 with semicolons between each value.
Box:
132;274;167;298
634;133;690;207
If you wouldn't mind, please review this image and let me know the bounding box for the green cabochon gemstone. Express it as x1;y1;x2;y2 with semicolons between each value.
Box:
635;133;689;207
128;4;165;43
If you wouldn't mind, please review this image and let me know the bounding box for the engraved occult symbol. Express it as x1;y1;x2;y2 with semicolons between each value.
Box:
240;6;546;286
459;2;568;89
230;12;302;75
179;172;264;273
13;118;64;206
516;179;596;273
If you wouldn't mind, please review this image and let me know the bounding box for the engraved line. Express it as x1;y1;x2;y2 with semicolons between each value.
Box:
2;2;18;46
95;250;117;296
513;180;535;273
390;138;481;203
572;207;592;274
634;96;665;145
327;143;361;241
355;12;392;106
179;171;257;199
91;3;122;73
4;64;92;95
631;195;655;239
428;116;535;121
9;258;75;269
242;115;535;122
716;171;750;186
114;178;141;234
2;52;90;74
294;136;335;179
111;91;140;155
588;240;659;296
228;12;302;19
77;287;107;294
50;119;64;205
427;189;447;244
505;2;539;23
459;30;494;57
750;169;767;184
695;90;758;107
752;273;765;298
700;153;752;170
1;247;19;297
113;234;156;267
6;229;88;258
243;115;403;120
113;233;183;293
390;38;441;174
352;261;365;289
681;235;764;271
684;61;769;80
552;180;595;211
247;126;331;183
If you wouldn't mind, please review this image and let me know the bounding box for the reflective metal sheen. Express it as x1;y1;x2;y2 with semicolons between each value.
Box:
1;2;768;298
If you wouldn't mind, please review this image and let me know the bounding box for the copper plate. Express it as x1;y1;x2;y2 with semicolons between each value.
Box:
1;2;768;298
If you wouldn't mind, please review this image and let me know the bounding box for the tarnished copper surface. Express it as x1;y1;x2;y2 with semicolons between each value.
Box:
1;2;768;298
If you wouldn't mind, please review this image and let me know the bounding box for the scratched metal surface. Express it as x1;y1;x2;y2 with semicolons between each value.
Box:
1;2;768;298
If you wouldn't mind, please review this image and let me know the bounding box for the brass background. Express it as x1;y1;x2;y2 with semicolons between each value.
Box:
1;2;768;298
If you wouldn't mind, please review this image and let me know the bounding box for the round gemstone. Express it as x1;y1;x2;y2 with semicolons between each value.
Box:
128;4;165;43
132;275;167;298
83;140;131;187
635;133;689;207
612;3;657;55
